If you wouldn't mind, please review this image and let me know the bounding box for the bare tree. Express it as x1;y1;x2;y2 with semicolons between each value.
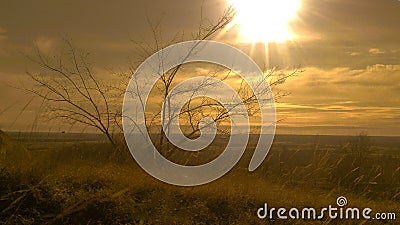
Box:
116;7;301;163
25;5;300;164
25;39;118;147
24;7;235;153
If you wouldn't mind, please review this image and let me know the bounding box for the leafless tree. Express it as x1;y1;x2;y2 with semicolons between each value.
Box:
25;39;119;147
23;7;235;156
115;7;301;163
25;5;300;163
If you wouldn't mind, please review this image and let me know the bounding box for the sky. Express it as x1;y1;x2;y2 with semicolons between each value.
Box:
0;0;399;136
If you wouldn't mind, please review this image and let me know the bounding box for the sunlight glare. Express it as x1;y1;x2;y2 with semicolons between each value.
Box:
229;0;301;43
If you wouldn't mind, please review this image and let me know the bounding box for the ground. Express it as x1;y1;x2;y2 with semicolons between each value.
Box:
0;132;399;224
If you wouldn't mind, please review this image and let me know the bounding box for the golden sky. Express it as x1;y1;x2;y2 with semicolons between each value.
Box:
0;0;399;136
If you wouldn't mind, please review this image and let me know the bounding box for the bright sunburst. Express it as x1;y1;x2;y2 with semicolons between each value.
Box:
228;0;301;43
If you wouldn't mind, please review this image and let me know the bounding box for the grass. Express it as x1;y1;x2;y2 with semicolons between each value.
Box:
0;131;399;224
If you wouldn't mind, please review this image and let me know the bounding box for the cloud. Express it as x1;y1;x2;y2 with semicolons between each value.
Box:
275;64;400;135
0;27;8;55
34;36;57;53
0;27;6;41
349;52;360;56
368;48;385;55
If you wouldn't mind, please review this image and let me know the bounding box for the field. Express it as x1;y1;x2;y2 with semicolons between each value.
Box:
0;131;399;224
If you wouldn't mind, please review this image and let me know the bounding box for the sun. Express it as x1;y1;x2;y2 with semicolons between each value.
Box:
228;0;301;43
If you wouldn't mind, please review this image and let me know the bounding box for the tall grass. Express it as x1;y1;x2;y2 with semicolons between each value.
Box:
0;131;399;224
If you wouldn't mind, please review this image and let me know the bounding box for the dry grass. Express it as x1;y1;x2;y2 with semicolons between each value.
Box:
0;132;399;224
